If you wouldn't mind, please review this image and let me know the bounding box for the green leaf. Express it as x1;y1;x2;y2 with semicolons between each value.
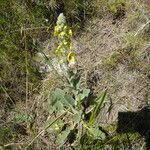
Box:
78;89;90;101
49;88;74;109
88;125;106;140
48;88;65;103
13;114;32;123
73;110;82;124
53;88;66;101
89;90;107;125
56;127;71;147
83;89;90;97
64;94;75;106
46;119;64;134
70;74;81;90
54;101;64;112
44;104;55;114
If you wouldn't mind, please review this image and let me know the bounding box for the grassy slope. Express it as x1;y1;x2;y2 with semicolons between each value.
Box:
0;0;149;149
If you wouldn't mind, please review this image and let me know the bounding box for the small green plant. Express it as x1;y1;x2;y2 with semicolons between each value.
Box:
26;13;108;149
102;51;119;70
108;0;126;18
45;13;108;148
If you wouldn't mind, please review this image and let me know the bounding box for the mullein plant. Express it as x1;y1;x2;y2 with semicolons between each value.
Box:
24;13;107;149
36;13;108;148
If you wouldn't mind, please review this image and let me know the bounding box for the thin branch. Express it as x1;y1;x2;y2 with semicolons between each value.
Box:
4;142;24;148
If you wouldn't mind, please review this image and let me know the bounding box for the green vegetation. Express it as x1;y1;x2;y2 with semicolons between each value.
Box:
108;0;126;18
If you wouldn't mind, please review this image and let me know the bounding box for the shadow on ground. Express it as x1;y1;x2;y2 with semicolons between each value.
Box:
117;105;150;149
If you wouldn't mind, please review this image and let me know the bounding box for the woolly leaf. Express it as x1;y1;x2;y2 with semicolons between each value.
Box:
78;89;90;101
88;125;106;140
56;127;71;147
73;110;82;124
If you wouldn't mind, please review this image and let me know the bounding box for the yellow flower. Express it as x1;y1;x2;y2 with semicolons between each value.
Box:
64;25;68;30
63;40;71;49
59;59;64;64
54;123;59;130
63;40;68;46
69;42;72;49
68;29;72;36
55;45;62;56
60;31;65;37
67;52;75;63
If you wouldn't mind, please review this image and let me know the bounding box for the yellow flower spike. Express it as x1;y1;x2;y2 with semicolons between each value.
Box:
68;29;72;36
67;52;75;63
54;26;59;36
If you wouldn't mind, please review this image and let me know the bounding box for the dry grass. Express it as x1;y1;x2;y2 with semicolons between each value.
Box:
70;0;150;145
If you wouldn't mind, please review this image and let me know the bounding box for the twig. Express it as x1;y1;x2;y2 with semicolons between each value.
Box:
4;142;24;147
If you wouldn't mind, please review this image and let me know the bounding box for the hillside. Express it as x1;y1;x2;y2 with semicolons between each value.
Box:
0;0;150;149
